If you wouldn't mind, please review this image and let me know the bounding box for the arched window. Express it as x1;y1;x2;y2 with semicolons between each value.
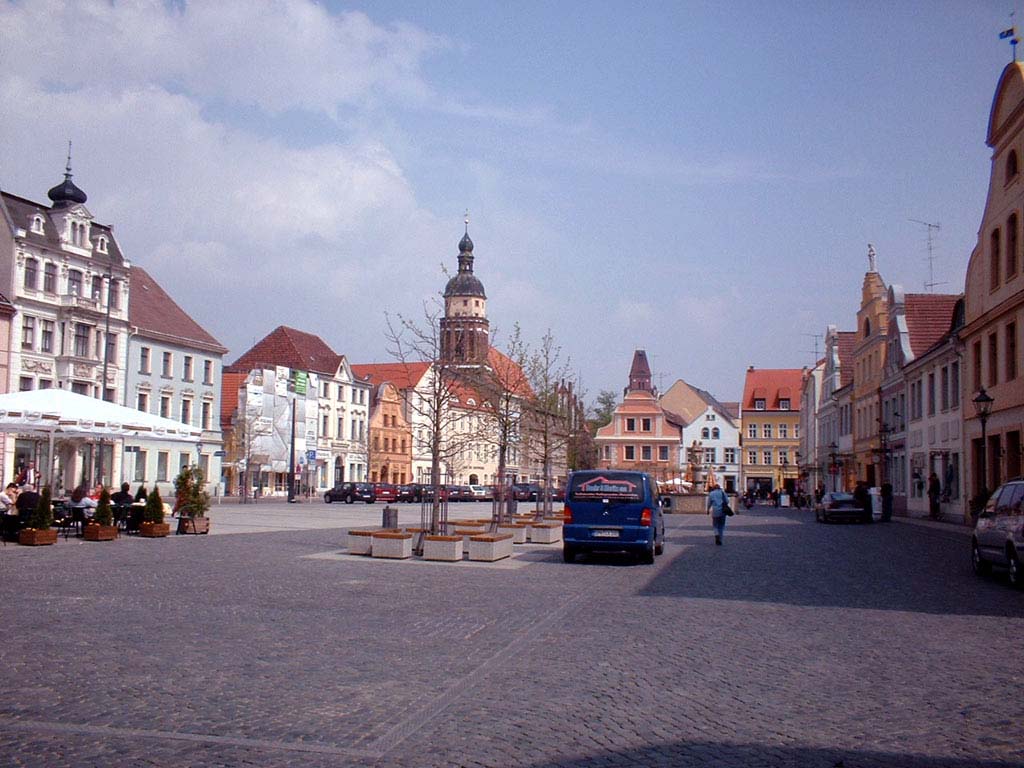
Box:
864;318;871;338
23;258;38;290
31;215;44;234
1008;150;1019;181
701;428;709;439
1008;213;1019;279
712;428;720;439
992;227;1002;290
97;235;108;253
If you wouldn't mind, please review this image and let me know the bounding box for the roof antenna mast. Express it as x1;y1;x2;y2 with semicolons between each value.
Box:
909;218;945;292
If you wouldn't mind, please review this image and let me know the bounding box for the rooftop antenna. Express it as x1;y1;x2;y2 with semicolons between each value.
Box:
802;332;822;363
1001;15;1019;62
909;218;946;292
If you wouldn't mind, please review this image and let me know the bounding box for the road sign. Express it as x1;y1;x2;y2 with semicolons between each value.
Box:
306;450;317;462
213;450;226;457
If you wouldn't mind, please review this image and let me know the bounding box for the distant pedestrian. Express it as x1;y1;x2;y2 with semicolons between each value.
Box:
928;472;941;520
707;481;729;546
853;481;870;517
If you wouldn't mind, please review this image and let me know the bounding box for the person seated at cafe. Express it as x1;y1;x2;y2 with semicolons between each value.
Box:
111;482;134;506
69;484;97;517
15;483;41;524
134;484;148;503
1;482;19;513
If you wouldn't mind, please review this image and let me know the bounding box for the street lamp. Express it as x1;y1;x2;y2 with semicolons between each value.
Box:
287;376;297;504
973;387;995;504
829;442;839;493
96;269;115;487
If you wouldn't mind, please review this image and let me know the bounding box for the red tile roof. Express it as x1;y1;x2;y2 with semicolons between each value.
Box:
904;294;961;357
741;368;805;411
351;362;431;390
129;266;226;354
226;326;340;375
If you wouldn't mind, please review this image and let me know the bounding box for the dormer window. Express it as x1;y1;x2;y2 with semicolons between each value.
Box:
779;399;791;410
31;215;45;235
97;235;108;253
754;398;766;410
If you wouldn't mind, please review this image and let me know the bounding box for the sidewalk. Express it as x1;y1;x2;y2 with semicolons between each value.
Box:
891;514;972;536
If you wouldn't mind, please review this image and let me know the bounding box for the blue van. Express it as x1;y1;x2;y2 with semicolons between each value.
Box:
562;470;665;564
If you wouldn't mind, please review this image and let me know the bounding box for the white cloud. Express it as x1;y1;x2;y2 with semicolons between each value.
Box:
0;0;444;115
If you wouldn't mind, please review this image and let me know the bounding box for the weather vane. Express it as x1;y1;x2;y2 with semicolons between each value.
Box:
1000;13;1019;62
464;209;470;233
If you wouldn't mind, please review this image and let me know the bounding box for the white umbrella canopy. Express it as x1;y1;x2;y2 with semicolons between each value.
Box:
0;388;200;442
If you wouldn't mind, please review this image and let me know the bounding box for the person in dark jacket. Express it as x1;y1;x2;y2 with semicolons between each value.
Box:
706;481;729;546
928;472;942;520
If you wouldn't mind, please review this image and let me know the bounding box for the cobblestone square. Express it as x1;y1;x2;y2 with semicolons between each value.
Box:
2;505;1022;767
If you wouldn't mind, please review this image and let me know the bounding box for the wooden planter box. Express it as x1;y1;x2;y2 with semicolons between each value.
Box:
422;534;463;562
139;522;170;538
468;533;514;562
530;523;562;544
19;528;58;546
83;524;118;541
176;516;211;535
347;529;376;555
371;531;413;559
497;524;528;544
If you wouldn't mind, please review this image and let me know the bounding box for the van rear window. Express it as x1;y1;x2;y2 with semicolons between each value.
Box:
569;472;644;502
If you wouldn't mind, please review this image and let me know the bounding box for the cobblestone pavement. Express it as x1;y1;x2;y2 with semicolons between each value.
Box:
1;505;1022;767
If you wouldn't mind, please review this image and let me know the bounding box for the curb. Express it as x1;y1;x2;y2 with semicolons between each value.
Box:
891;516;973;536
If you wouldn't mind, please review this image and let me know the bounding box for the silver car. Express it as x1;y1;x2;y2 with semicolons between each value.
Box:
971;479;1024;588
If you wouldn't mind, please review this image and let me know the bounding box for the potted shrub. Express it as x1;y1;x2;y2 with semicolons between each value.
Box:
139;487;170;538
19;485;57;546
84;487;118;541
174;465;211;534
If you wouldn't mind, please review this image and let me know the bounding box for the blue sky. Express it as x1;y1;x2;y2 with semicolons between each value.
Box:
0;1;1015;403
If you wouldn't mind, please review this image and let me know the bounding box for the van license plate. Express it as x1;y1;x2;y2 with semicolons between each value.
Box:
593;529;619;538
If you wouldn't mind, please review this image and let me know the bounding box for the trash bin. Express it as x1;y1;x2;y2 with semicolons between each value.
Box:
381;506;398;529
660;496;673;512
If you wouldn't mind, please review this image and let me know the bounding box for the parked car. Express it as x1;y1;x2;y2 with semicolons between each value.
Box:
562;470;665;564
448;485;473;502
468;484;492;501
814;492;872;523
373;483;398;503
512;482;541;501
324;482;376;504
547;485;565;502
972;478;1024;588
397;483;422;503
422;485;450;502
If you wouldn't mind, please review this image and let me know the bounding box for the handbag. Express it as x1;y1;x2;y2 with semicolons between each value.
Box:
723;501;734;516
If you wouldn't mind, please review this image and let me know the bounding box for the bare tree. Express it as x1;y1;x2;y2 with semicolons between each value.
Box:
465;323;534;525
523;329;577;518
223;404;268;504
384;299;477;535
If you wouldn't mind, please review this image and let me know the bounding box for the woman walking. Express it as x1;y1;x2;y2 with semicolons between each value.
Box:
707;481;729;545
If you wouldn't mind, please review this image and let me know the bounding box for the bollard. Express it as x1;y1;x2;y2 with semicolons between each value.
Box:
382;505;398;529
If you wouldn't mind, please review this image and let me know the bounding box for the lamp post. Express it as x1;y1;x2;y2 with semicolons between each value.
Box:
287;376;297;504
96;269;114;487
829;442;839;493
973;387;995;506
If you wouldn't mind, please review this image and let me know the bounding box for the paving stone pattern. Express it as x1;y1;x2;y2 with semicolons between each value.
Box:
1;507;1022;767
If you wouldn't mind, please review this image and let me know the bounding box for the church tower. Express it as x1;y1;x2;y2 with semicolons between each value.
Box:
440;216;490;365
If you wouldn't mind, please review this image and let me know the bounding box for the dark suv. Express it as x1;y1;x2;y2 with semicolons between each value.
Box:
972;478;1024;588
324;482;376;504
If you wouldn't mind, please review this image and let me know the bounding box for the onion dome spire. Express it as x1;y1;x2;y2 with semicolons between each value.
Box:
47;140;88;208
444;211;486;298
